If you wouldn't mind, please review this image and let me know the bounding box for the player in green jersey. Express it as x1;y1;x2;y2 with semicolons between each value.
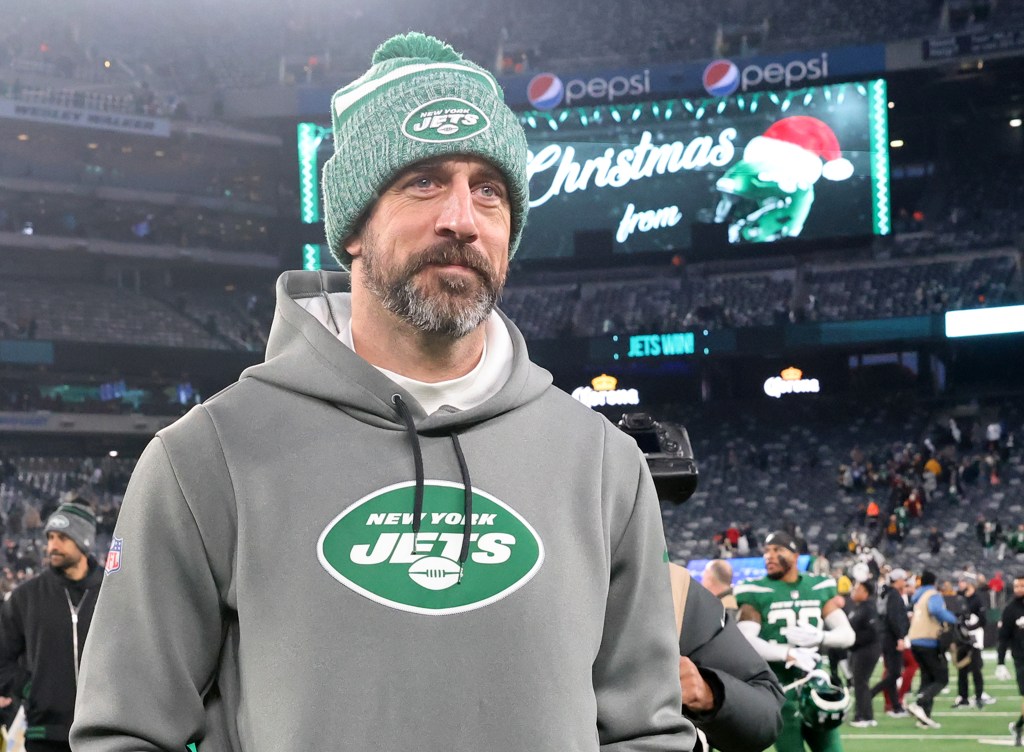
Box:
736;531;856;752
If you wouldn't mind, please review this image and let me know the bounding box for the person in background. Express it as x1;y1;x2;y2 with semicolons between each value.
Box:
701;559;739;618
847;579;882;727
870;567;910;718
991;571;1006;610
670;563;784;752
952;571;993;709
735;530;855;752
894;572;920;714
0;501;102;752
996;574;1024;746
907;570;958;729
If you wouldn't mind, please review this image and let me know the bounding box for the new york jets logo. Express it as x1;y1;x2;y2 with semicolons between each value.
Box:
401;98;490;143
318;481;543;615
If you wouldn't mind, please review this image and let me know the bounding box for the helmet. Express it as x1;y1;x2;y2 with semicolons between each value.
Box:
798;673;851;730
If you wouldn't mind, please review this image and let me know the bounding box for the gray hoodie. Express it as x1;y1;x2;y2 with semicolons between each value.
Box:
71;270;694;752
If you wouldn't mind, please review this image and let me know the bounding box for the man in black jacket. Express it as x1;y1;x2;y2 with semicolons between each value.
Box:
848;579;882;727
0;500;103;752
671;563;784;752
953;572;990;709
996;574;1024;746
870;568;911;717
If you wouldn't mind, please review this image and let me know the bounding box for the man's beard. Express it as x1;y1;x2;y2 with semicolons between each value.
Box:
48;552;78;574
766;557;793;580
361;235;505;339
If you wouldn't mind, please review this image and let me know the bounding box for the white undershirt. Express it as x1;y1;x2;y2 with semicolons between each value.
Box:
297;293;513;415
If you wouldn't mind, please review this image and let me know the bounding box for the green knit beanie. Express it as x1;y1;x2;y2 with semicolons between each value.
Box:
322;33;530;269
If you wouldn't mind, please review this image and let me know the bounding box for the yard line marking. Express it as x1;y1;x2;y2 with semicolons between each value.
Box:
842;734;1011;740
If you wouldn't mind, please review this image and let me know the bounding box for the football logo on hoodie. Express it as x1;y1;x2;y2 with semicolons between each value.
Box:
317;480;544;615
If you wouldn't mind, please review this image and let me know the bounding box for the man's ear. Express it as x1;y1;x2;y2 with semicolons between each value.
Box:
345;234;363;259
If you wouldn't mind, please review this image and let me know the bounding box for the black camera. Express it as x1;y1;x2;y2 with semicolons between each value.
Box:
616;412;699;504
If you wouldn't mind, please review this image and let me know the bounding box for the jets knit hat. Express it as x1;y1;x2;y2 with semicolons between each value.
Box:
44;500;97;554
321;32;530;268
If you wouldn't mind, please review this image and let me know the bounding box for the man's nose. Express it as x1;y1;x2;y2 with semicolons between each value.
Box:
434;180;479;243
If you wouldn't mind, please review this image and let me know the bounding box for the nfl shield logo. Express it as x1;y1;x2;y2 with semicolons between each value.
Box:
105;536;123;575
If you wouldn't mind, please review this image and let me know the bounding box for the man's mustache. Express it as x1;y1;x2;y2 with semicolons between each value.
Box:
406;242;496;281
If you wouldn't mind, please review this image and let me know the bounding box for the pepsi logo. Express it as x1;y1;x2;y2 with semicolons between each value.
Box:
527;73;564;110
703;59;740;97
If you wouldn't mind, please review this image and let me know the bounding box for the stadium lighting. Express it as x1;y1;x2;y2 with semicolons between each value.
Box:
890;139;904;148
1011;118;1022;128
945;305;1024;337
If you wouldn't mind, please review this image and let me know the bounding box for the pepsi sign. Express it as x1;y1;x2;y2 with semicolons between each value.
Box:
527;70;652;109
703;53;833;96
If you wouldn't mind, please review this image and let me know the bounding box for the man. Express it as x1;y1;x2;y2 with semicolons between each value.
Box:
906;570;958;729
671;563;784;751
996;574;1024;746
70;33;694;752
702;559;739;618
869;567;910;717
735;530;855;752
894;572;920;712
847;580;881;727
0;501;102;752
952;571;992;709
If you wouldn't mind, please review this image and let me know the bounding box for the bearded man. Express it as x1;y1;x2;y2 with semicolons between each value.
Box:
735;530;855;752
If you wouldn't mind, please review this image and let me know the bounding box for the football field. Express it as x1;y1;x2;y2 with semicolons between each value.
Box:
840;651;1021;750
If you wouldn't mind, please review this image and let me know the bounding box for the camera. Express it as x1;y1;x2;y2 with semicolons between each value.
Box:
616;412;699;504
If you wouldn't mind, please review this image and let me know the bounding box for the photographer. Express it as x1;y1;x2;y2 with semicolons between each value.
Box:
670;564;784;752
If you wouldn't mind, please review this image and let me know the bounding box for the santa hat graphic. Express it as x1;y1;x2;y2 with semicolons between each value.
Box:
759;116;855;182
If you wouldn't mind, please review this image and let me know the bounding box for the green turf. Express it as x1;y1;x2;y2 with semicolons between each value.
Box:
836;653;1021;750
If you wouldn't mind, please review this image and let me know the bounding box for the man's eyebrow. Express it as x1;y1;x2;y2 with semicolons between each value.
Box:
398;157;507;185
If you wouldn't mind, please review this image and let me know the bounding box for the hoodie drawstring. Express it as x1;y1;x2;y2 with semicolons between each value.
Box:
392;395;425;534
450;433;474;569
392;395;474;577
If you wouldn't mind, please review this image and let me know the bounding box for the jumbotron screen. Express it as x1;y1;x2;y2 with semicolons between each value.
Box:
296;79;890;269
518;78;890;260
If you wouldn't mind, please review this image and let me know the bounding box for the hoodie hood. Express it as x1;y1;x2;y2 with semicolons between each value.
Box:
241;270;553;432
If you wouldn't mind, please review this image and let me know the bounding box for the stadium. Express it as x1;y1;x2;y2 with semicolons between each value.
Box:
0;0;1023;750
